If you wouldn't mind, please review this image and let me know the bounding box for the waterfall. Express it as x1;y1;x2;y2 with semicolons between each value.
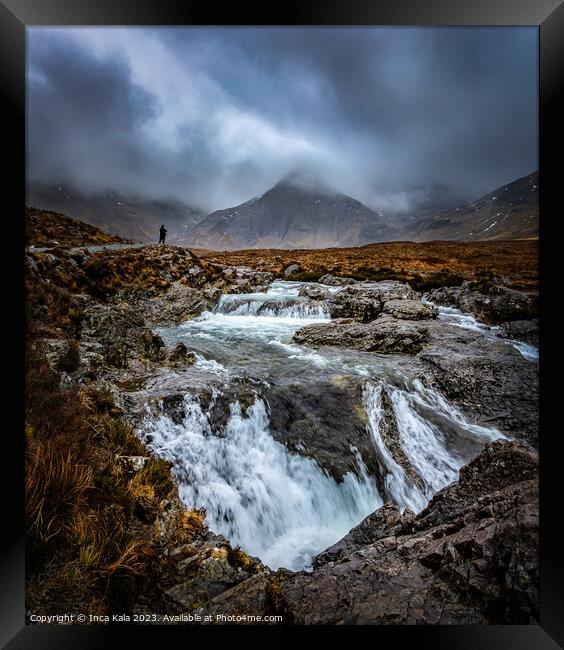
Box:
145;281;512;571
140;394;382;571
362;380;506;513
214;293;329;319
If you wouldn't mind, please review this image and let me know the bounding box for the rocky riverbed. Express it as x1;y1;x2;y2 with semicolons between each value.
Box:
25;242;539;624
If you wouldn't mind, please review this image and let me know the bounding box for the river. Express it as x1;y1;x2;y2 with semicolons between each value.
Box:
137;281;515;571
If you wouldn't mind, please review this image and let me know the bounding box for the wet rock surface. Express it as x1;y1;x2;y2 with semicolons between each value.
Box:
294;304;537;446
163;342;197;368
498;318;539;346
326;281;418;322
427;281;538;324
265;378;380;482
294;315;431;354
275;440;538;625
297;284;328;300
383;299;438;320
414;327;538;446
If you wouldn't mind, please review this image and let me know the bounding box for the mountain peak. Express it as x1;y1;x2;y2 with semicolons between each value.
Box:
190;175;394;250
273;171;337;196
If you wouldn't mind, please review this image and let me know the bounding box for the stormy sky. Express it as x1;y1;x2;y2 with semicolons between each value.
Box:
26;27;538;214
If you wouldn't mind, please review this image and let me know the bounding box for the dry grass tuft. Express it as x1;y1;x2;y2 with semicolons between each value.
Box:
26;444;94;543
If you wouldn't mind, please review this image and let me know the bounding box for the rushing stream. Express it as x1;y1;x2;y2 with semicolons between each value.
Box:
138;281;509;571
422;298;539;362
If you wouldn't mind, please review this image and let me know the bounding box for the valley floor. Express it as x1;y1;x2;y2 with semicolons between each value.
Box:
203;239;538;293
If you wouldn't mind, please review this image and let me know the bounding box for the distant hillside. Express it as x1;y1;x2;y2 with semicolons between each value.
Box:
26;183;205;245
399;171;538;242
25;207;128;247
190;174;398;250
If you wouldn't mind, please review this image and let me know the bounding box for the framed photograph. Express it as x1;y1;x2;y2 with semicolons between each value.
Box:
4;0;562;646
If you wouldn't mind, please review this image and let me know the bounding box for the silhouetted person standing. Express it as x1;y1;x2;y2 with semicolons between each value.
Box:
158;225;167;244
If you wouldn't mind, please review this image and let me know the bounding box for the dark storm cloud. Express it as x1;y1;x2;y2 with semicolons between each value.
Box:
27;27;538;213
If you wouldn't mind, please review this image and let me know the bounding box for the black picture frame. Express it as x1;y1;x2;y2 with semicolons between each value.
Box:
4;0;562;646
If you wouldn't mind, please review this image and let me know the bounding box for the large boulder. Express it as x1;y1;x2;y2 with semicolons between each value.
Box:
297;284;328;300
326;287;383;322
427;282;538;324
81;301;165;367
293;314;538;445
499;319;539;346
222;266;275;293
327;282;418;322
294;315;430;354
414;327;539;447
382;299;438;320
139;281;211;326
318;274;357;286
284;264;300;277
266;378;380;482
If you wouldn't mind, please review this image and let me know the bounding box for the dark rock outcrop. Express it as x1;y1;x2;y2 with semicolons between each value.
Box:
278;440;538;624
297;284;329;300
499;319;539;346
415;328;538;446
327;281;418;322
138;281;212;326
266;378;380;482
81;300;165;367
294;313;537;445
294;315;430;354
426;282;538;324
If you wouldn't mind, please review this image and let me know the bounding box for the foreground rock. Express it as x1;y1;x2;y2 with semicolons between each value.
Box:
415;329;538;447
277;440;538;624
266;377;381;482
294;315;430;354
135;281;213;326
130;500;273;620
81;298;165;368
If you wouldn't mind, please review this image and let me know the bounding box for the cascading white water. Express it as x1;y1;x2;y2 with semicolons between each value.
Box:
144;281;515;572
363;380;506;513
140;394;383;571
215;291;330;319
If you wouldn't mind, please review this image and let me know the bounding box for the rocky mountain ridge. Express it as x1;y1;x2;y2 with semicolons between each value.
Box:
400;171;539;242
27;170;538;250
189;174;398;250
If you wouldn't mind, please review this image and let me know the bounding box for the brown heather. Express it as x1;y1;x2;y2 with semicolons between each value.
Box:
204;239;538;292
